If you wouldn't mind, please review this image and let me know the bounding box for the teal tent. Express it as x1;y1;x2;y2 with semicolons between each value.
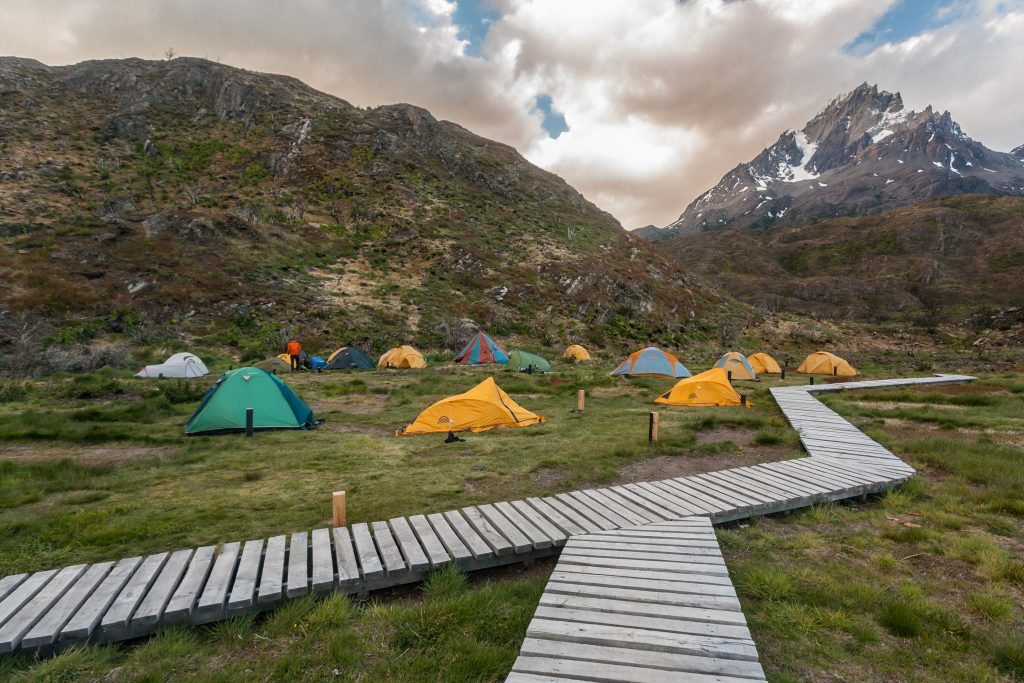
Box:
185;367;315;435
506;350;552;373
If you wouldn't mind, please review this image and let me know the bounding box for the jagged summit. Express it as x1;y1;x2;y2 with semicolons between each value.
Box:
646;83;1024;239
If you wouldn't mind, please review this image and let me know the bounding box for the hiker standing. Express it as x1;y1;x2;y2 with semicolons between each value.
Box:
286;338;302;371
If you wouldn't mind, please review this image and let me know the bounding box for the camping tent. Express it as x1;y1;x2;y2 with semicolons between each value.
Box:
714;352;757;381
611;347;691;378
506;350;551;373
324;347;374;370
254;356;291;372
563;344;591;362
453;331;509;365
654;368;751;407
185;367;315;435
309;355;327;371
136;352;209;379
748;352;782;375
398;377;544;435
797;351;858;377
379;345;426;369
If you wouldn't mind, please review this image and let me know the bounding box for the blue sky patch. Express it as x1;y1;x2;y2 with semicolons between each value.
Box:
452;0;500;57
533;95;569;139
846;0;973;53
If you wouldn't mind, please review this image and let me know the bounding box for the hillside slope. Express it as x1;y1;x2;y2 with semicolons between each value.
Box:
671;195;1024;325
645;84;1024;239
0;57;736;361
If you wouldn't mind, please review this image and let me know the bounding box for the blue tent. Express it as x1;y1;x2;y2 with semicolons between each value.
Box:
454;331;509;365
611;347;691;378
309;355;327;371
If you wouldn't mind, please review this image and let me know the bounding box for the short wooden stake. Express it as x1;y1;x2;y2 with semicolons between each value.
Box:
245;408;254;437
648;412;659;443
809;376;815;386
781;367;786;380
740;394;747;407
332;490;346;528
834;366;838;376
576;389;585;412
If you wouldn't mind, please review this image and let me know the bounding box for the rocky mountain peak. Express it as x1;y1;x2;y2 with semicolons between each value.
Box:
646;84;1024;239
1013;144;1024;158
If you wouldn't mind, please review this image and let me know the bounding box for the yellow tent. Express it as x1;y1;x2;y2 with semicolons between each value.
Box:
276;353;291;364
563;344;591;362
797;351;858;377
714;352;757;381
654;368;751;407
748;352;782;375
379;345;426;369
398;377;544;435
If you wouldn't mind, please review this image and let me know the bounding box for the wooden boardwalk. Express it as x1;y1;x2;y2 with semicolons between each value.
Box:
0;374;974;657
507;517;767;682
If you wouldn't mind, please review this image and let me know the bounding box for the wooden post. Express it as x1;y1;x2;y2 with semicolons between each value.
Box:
332;490;346;528
809;376;815;386
834;366;838;376
648;412;659;443
576;389;585;412
245;408;254;437
781;367;786;380
740;394;747;408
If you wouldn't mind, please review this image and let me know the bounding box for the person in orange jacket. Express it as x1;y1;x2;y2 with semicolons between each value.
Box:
286;338;302;371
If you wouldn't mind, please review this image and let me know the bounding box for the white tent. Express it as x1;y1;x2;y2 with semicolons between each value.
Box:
136;352;209;379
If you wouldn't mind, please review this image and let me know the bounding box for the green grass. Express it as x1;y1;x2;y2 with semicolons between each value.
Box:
1;363;1022;680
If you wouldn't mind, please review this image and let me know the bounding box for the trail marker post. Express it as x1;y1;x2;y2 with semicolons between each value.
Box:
649;412;659;443
332;491;346;528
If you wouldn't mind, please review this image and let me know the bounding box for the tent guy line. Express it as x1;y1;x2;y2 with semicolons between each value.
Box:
0;374;974;657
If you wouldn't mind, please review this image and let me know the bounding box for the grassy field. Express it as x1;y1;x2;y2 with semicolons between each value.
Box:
0;356;1021;681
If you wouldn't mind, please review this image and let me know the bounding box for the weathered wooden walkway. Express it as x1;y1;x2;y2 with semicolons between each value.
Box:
0;374;974;658
507;517;767;682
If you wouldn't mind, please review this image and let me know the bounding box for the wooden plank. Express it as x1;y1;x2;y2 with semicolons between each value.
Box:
0;570;55;630
389;517;431;572
131;548;193;630
442;510;496;559
567;539;723;558
550;566;737;592
685;474;765;509
0;575;27;605
371;521;408;575
409;514;453;566
539;496;603;533
20;562;111;649
331;527;361;588
560;492;622;529
164;546;214;622
61;557;141;642
598;488;671;523
533;603;749;640
100;553;168;638
653;480;729;514
517;638;767;680
523;497;585;537
193;542;240;622
573;489;638;527
257;535;288;605
425;513;473;563
461;505;518;555
227;539;264;613
351;523;385;579
546;578;740;610
509;500;569;546
625;482;703;517
494;501;553;549
0;564;86;653
710;470;801;505
477;504;532;553
286;532;310;598
511;654;764;683
311;528;335;593
692;472;775;506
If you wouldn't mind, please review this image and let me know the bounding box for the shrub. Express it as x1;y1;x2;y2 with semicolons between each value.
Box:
878;601;923;637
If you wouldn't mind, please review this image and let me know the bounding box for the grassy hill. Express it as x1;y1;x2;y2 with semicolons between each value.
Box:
670;195;1024;329
0;57;737;374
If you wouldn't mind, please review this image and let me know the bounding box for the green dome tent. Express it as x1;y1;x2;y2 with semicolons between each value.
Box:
185;367;315;435
506;350;552;373
324;347;374;370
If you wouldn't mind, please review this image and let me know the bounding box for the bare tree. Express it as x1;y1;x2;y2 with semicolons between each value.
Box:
164;47;176;61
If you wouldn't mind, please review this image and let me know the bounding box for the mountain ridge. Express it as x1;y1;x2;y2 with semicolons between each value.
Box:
645;83;1024;239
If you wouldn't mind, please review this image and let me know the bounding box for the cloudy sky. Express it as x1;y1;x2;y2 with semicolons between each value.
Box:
3;0;1023;227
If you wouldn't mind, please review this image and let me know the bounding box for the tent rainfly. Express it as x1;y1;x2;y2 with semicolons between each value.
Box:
797;351;858;377
713;352;757;381
136;352;209;379
654;368;751;407
611;347;691;379
254;356;291;372
185;367;315;435
453;331;509;365
506;350;552;373
748;352;782;374
324;347;374;370
397;377;544;435
379;345;427;369
563;344;591;362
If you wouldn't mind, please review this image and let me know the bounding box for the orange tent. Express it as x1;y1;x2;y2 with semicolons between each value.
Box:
397;377;544;435
654;368;751;407
748;352;782;374
797;351;857;377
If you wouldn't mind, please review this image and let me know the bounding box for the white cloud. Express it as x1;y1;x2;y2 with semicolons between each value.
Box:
0;0;1021;227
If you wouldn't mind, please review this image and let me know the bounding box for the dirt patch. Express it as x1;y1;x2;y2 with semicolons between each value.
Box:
0;444;172;467
612;447;796;485
590;386;640;398
309;393;388;414
534;466;572;489
697;426;757;446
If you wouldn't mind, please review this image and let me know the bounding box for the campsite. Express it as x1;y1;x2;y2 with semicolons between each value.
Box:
1;340;1022;681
